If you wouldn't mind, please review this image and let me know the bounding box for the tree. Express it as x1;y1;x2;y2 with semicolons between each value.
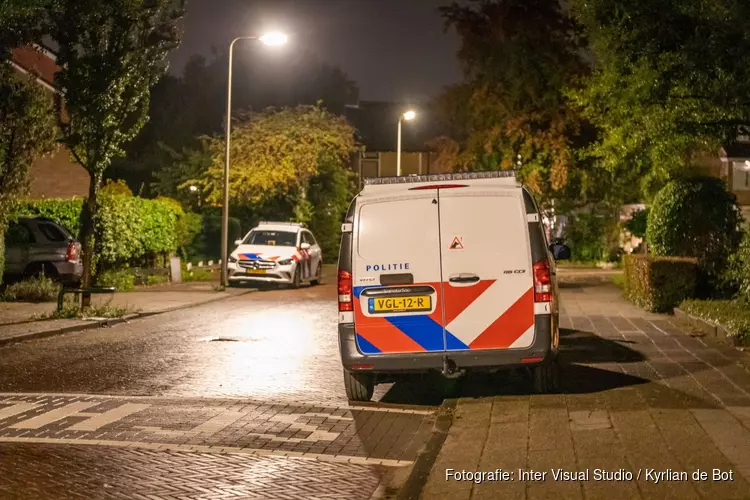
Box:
191;104;358;221
569;0;750;199
50;0;185;287
0;0;52;54
435;0;602;209
0;63;56;278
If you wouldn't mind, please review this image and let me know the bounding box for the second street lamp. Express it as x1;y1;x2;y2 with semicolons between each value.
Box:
220;31;288;290
397;110;416;177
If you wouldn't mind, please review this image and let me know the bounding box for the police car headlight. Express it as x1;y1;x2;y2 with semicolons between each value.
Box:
277;258;293;266
228;256;237;263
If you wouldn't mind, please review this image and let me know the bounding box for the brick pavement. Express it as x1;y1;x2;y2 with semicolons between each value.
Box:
0;395;434;466
420;282;750;500
0;444;387;500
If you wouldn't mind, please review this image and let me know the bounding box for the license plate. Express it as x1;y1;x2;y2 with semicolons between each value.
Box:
368;296;431;314
245;269;266;275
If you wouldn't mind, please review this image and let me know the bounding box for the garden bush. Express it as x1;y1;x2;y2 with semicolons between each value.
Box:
646;176;742;296
623;254;698;312
14;195;200;269
2;276;61;302
680;299;750;345
563;211;620;262
95;269;135;292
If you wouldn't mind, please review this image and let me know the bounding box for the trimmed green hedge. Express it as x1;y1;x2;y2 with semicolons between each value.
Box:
13;195;198;268
623;254;698;312
680;299;750;345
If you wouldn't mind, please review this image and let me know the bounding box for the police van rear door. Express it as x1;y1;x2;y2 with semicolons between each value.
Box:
352;192;445;355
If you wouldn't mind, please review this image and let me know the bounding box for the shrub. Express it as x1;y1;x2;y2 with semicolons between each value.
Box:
625;208;649;239
623;254;698;312
680;299;750;345
96;269;135;292
646;176;743;295
564;212;609;262
14;195;193;269
2;276;61;302
722;229;750;302
147;274;169;286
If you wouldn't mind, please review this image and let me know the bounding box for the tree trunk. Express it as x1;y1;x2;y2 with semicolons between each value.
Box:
80;171;102;304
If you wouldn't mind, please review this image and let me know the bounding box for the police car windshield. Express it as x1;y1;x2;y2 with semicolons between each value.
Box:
243;230;297;247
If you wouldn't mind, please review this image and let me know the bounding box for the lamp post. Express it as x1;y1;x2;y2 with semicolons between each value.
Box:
396;110;416;177
220;31;288;290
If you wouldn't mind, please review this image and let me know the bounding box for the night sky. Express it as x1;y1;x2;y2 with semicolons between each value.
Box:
168;0;464;103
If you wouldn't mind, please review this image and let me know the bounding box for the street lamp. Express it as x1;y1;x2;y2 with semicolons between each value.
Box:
221;31;288;290
397;110;416;177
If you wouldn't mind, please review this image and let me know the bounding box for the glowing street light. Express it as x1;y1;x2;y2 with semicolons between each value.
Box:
221;31;289;290
397;110;417;176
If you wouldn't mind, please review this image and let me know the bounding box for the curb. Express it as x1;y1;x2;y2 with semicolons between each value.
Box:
673;307;744;348
0;288;258;348
397;399;457;500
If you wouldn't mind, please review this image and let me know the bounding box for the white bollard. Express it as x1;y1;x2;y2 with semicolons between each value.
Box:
186;262;193;271
208;260;214;266
198;261;204;267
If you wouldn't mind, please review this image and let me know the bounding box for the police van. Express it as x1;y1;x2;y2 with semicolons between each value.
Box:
336;171;571;401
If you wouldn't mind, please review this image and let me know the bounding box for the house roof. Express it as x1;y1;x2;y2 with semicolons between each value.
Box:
10;45;59;92
721;142;750;159
345;101;443;153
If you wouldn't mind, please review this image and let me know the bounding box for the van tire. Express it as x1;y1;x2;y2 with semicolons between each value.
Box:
532;359;560;394
343;370;374;402
310;264;322;286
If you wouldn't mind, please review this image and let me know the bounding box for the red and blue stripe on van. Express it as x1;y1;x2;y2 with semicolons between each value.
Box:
353;281;534;354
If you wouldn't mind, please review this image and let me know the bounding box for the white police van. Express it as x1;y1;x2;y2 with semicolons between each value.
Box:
336;172;570;401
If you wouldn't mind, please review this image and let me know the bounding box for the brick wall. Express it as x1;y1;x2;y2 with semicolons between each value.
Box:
27;145;90;199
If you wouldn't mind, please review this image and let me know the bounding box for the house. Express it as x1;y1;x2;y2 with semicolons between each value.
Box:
10;45;90;198
344;101;451;185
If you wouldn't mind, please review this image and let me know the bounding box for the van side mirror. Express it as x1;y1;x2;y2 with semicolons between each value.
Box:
550;243;571;261
234;239;242;246
300;242;311;250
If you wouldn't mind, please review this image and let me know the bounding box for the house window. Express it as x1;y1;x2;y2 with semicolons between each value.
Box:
732;162;750;190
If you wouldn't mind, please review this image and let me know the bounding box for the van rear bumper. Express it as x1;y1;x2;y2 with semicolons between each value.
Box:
339;315;556;373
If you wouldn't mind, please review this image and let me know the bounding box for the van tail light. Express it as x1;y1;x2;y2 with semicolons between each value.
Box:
66;241;80;263
533;261;551;302
338;270;353;311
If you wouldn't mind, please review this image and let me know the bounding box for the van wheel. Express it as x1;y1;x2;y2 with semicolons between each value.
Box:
532;359;560;394
310;264;322;286
343;370;374;402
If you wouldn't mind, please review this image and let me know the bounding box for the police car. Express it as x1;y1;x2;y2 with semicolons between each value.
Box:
336;172;571;401
227;222;323;288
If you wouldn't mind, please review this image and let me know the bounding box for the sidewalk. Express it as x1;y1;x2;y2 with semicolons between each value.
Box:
0;282;253;346
415;282;750;500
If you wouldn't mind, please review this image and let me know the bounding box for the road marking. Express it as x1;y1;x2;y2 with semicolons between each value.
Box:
0;436;414;467
0;402;40;421
68;403;151;432
192;410;246;435
10;402;98;429
0;393;436;415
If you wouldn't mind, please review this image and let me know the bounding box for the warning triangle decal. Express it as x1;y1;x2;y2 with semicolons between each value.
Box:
450;237;464;250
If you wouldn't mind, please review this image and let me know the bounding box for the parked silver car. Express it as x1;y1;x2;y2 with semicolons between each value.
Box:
3;217;83;284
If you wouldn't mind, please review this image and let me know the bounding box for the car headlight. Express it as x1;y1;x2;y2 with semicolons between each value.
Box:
229;256;237;263
277;258;293;266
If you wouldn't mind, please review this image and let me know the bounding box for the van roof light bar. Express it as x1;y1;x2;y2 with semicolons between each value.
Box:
363;171;516;185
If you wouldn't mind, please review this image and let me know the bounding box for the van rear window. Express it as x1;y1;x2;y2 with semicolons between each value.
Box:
357;198;440;261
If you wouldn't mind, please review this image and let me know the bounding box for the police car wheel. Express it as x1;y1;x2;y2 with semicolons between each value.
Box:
291;267;301;289
310;264;322;286
532;359;560;394
343;370;374;402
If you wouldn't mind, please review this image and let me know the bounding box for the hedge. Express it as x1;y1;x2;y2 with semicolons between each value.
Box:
679;299;750;345
623;254;698;313
13;195;196;268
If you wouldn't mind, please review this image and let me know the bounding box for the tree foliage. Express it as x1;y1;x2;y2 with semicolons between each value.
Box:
435;0;598;207
192;105;358;216
50;0;185;286
569;0;750;198
0;63;56;279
